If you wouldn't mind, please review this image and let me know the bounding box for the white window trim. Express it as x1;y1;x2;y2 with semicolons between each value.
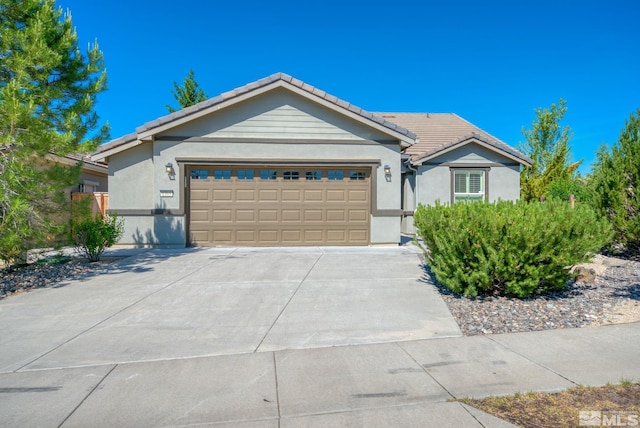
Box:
450;168;489;203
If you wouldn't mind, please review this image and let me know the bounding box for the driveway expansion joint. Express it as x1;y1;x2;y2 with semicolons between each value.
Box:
56;364;118;428
253;253;324;353
394;341;458;400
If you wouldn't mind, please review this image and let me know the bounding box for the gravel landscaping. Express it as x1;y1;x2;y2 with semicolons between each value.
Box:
429;255;640;335
0;257;116;299
1;251;639;336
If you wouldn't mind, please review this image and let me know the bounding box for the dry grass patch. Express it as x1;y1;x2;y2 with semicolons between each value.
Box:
459;381;640;427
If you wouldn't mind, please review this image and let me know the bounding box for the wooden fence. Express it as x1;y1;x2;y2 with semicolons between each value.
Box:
71;192;109;217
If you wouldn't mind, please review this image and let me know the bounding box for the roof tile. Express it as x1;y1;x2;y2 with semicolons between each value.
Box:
374;112;531;165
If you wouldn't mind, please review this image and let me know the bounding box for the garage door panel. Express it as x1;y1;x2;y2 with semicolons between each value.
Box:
304;190;323;202
190;210;209;222
349;230;369;242
282;210;301;222
189;166;371;246
212;210;232;221
258;230;279;243
191;189;209;202
327;190;346;202
303;230;323;242
259;190;278;201
212;230;233;243
282;230;302;243
348;190;368;202
236;189;256;201
326;230;346;242
236;210;255;222
259;210;278;222
304;210;323;222
213;189;233;201
190;230;210;243
327;210;345;222
349;210;369;222
236;230;257;244
282;189;302;201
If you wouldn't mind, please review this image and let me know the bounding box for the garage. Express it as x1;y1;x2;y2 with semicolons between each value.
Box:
188;166;371;246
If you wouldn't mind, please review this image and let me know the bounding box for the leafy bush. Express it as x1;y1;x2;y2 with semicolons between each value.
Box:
414;200;612;298
73;214;124;262
547;176;594;206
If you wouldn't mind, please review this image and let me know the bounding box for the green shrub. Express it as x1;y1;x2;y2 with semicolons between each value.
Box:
414;199;612;298
73;214;124;262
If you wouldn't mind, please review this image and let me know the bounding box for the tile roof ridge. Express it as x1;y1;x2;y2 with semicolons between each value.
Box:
451;113;505;144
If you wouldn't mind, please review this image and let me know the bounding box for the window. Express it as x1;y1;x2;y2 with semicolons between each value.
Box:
214;170;231;180
283;171;300;180
237;170;255;180
328;170;344;181
349;171;366;180
306;170;322;181
453;170;485;202
260;170;277;180
191;170;209;180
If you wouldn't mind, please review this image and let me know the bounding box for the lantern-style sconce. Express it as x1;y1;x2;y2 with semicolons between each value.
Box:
165;163;175;177
383;164;392;182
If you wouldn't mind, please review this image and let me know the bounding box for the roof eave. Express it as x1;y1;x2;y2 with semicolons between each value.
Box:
412;137;532;166
97;73;417;159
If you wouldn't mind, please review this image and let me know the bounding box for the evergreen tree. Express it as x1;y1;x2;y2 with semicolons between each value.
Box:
590;109;640;255
166;69;207;112
519;99;581;202
0;0;108;263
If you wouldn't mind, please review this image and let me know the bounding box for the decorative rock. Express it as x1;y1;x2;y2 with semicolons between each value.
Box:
427;255;640;336
573;266;597;284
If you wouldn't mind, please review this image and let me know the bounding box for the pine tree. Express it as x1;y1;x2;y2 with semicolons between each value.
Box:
166;69;207;113
0;0;108;263
590;108;640;255
519;99;581;202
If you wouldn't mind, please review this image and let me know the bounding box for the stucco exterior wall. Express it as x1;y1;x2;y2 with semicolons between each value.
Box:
107;90;404;246
78;170;108;192
402;143;523;235
414;143;522;206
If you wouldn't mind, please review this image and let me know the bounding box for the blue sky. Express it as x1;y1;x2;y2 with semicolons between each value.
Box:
58;0;639;173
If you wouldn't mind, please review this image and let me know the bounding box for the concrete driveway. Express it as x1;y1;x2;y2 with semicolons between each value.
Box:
0;246;461;372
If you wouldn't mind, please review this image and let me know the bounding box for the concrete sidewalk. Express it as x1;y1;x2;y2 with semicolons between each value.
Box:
0;323;639;427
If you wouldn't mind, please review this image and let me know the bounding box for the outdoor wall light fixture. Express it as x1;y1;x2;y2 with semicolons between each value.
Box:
384;164;392;182
165;163;175;176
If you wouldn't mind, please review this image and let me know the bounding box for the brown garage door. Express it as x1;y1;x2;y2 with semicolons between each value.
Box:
188;166;371;246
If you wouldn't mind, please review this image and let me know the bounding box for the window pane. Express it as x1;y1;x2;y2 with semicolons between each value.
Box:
453;170;485;202
469;172;483;193
214;170;231;180
260;170;277;180
306;171;322;180
328;171;344;180
283;171;300;180
238;170;255;180
454;171;467;193
191;170;208;180
349;171;366;180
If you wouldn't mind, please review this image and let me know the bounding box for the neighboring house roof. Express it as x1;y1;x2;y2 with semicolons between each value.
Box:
375;113;532;166
1;145;107;174
93;73;417;161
